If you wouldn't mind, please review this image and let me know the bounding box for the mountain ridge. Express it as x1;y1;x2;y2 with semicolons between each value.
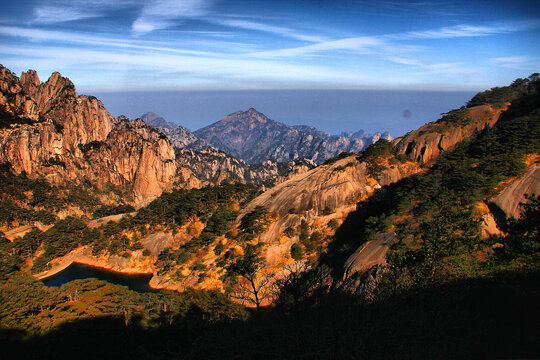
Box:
159;108;392;164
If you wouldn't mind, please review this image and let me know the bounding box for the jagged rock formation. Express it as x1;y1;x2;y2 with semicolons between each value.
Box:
0;66;176;204
194;108;391;164
160;126;211;150
393;105;504;163
175;147;316;187
141;112;212;150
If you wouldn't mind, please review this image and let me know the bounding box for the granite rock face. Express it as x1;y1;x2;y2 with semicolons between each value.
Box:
491;163;540;219
0;66;176;204
194;108;391;164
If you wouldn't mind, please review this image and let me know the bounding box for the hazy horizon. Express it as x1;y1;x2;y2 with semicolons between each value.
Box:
94;89;476;138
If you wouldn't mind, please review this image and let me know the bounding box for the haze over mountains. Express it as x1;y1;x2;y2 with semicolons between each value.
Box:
141;108;391;164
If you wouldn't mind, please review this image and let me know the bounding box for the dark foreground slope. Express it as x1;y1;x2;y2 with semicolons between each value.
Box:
2;270;538;360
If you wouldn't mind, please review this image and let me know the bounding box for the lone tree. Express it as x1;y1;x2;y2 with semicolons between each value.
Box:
240;206;270;235
227;249;273;309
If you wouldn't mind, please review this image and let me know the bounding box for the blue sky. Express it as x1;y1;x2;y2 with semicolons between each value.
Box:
1;0;538;92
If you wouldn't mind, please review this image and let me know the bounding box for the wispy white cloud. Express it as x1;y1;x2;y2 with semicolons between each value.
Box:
388;19;540;40
245;19;540;61
132;0;212;35
490;56;539;70
0;26;226;57
247;36;384;58
413;62;474;75
374;1;472;18
0;43;375;90
384;56;422;66
34;6;101;24
213;18;327;43
32;0;140;25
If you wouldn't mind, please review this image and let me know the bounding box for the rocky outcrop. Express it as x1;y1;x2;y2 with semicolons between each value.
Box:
343;232;394;277
141;231;175;256
82;118;177;203
393;105;503;163
242;156;419;220
194;108;391;164
491;163;540;219
0;66;177;204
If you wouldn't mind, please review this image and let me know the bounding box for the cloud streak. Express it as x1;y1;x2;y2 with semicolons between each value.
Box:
0;43;375;90
34;6;101;24
388;20;540;40
490;56;539;70
0;26;226;57
213;18;327;43
245;19;540;59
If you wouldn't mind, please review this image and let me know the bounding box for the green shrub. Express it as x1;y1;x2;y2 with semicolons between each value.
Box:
290;243;304;260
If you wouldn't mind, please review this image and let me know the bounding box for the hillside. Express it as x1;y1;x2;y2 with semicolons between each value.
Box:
194;108;391;164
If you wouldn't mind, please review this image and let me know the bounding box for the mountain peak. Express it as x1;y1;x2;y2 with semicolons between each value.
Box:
195;109;389;164
141;112;177;129
223;108;270;124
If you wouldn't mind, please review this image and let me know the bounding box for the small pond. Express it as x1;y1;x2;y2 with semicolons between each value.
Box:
42;262;157;292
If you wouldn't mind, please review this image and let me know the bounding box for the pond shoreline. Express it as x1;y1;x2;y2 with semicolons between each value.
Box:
41;262;158;292
34;247;154;281
33;247;192;293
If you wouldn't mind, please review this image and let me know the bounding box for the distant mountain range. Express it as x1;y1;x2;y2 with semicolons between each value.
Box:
141;108;391;164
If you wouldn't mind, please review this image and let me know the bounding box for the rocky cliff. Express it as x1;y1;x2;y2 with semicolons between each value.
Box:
0;66;176;205
194;108;391;164
393;105;504;163
160;125;211;150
